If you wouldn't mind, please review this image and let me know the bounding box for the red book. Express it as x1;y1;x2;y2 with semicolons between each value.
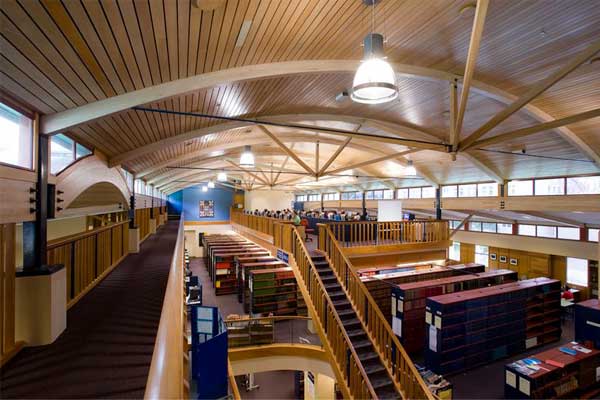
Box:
545;359;565;368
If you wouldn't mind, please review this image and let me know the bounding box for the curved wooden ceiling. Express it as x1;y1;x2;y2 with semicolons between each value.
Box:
1;0;599;193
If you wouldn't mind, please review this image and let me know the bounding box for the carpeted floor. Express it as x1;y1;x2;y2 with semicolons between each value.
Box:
0;221;179;399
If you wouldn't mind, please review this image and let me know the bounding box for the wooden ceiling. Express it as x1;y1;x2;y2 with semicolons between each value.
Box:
1;0;599;194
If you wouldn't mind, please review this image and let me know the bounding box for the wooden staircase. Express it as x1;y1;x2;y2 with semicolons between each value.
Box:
312;253;400;399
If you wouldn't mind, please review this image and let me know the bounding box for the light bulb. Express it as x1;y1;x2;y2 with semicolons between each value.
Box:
240;145;254;167
351;58;398;104
201;186;208;192
405;160;417;176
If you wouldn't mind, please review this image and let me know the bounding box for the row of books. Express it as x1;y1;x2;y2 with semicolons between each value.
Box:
391;268;518;353
425;277;562;375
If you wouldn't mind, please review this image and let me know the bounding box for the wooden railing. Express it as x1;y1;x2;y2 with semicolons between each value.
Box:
325;220;449;247
230;211;294;237
228;360;241;400
0;223;24;367
136;207;151;240
47;220;130;307
317;223;434;399
145;217;187;399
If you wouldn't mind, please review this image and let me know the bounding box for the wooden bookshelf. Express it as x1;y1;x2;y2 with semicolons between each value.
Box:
505;342;600;399
237;260;287;311
589;261;598;299
210;249;269;294
575;299;600;349
249;267;298;316
392;269;518;354
425;278;562;375
361;263;486;322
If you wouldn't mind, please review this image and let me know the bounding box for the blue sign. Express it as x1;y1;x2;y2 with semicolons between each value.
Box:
277;249;289;263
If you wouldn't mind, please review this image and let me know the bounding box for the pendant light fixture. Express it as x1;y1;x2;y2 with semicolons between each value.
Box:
239;145;255;167
208;180;215;189
351;1;398;104
217;171;227;182
405;160;417;176
201;185;208;192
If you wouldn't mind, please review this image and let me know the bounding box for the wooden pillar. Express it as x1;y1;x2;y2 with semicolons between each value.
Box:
435;187;442;220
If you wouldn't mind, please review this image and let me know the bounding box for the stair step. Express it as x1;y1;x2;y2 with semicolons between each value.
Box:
346;328;366;338
328;291;346;300
363;362;386;375
337;308;355;318
375;384;399;400
332;299;351;309
321;276;338;284
370;374;394;390
316;268;333;275
324;283;341;291
353;339;373;352
342;318;361;329
357;351;379;363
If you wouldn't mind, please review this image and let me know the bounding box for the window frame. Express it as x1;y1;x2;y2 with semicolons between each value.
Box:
50;133;94;176
0;101;34;171
566;257;588;287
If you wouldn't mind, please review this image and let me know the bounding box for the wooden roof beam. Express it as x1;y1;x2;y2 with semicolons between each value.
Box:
460;152;504;183
459;39;600;150
455;0;490;137
450;214;473;238
318;137;353;177
471;107;600;148
226;160;270;186
324;149;419;176
519;211;584;227
258;125;316;175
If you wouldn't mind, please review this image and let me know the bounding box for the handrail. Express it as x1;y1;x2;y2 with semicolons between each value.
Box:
318;223;435;400
228;360;241;400
230;210;293;237
225;315;319;348
287;226;379;399
47;220;129;249
144;218;186;399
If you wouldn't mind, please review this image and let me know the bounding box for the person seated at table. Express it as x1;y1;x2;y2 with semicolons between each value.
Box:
292;211;301;226
562;285;574;300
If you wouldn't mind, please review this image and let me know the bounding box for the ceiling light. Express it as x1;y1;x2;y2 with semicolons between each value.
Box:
235;20;253;48
217;172;227;182
201;186;208;192
405;160;417;176
351;33;398;104
240;145;255;167
208;181;215;189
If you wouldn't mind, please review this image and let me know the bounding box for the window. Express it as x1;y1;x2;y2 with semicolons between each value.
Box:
50;133;93;174
308;194;321;202
557;227;579;240
422;187;436;198
589;228;599;242
135;179;145;194
475;245;489;267
397;188;408;199
535;178;564;195
366;189;392;200
537;225;557;238
383;189;394;199
0;102;33;169
295;195;307;202
341;191;361;200
450;220;463;229
121;168;134;191
441;185;457;198
458;184;477;198
497;223;513;234
508;180;533;196
449;241;460;261
323;193;340;201
482;222;497;233
566;257;588;287
409;187;421;199
566;176;600;194
518;224;536;236
477;182;498;197
469;221;482;232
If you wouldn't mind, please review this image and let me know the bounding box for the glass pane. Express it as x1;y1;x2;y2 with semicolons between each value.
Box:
557;227;579;240
442;185;457;198
567;176;600;194
497;223;513;234
589;228;599;242
475;253;489;268
469;221;482;231
458;184;477;197
50;134;75;174
375;191;384;200
449;241;460;261
508;180;533;196
75;143;92;159
409;188;421;198
477;183;498;197
519;224;536;236
475;245;488;254
397;188;408;199
482;223;496;233
535;178;564;195
0;103;33;169
383;190;393;199
566;257;588;286
422;187;436;198
537;225;557;238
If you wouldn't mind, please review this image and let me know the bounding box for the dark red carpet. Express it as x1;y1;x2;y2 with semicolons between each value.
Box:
0;221;179;399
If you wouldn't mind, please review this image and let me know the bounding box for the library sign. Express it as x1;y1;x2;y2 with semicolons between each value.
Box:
276;249;289;263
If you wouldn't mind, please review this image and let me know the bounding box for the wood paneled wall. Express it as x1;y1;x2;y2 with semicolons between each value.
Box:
0;223;22;366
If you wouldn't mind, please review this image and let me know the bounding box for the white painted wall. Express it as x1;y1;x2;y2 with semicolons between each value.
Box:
453;230;599;261
244;190;295;211
183;224;234;257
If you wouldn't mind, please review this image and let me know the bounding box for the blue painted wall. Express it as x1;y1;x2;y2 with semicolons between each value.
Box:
169;184;234;222
167;190;183;215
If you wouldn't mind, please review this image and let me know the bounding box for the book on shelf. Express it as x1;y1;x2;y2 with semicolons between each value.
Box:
250;267;298;316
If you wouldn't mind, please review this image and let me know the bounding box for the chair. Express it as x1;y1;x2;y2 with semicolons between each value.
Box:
300;218;313;242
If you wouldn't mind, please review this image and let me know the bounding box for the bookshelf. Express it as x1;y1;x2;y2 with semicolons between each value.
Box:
226;317;274;347
361;263;486;322
575;299;600;349
589;261;598;299
237;260;287;312
504;342;600;399
250;267;298;316
425;278;562;375
392;269;518;354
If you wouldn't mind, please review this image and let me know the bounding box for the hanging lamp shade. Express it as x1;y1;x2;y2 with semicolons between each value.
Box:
405;160;417;176
351;33;398;104
208;181;215;189
239;145;255;167
217;171;227;182
201;185;208;192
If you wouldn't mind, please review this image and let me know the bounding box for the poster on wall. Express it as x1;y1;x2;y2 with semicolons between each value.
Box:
199;200;214;218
